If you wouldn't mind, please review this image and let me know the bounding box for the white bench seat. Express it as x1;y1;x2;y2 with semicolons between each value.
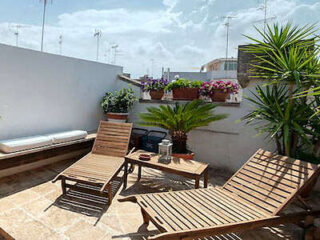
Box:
0;136;52;153
47;130;88;144
0;130;88;153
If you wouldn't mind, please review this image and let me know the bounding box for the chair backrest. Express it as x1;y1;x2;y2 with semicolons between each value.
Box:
92;121;133;157
223;149;320;216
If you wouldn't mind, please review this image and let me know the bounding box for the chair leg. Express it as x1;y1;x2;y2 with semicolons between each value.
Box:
61;177;66;195
303;216;316;240
141;208;150;225
108;182;113;205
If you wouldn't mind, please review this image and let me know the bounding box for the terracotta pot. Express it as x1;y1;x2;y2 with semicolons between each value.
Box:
211;90;229;102
106;112;128;123
172;152;195;160
172;88;199;100
149;90;164;100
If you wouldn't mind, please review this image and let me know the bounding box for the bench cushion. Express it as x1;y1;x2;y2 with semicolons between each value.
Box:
0;136;53;153
48;130;88;144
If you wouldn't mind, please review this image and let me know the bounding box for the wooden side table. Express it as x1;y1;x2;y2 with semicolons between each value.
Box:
123;150;209;189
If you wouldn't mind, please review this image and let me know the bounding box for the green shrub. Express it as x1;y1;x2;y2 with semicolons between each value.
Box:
101;86;137;113
165;78;203;91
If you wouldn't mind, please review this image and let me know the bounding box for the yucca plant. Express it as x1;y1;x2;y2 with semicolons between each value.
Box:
242;85;311;156
138;100;227;153
243;23;320;158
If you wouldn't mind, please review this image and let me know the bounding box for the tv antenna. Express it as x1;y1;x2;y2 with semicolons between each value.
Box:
111;44;119;64
222;16;237;61
255;0;276;33
58;35;63;54
8;24;29;47
94;29;102;61
40;0;52;52
151;59;155;78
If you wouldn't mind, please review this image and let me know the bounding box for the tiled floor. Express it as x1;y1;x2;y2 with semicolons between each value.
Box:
0;159;319;240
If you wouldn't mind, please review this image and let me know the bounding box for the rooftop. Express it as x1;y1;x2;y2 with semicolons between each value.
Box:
0;159;319;240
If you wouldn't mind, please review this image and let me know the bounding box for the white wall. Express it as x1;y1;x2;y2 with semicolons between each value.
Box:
129;81;275;171
0;44;124;140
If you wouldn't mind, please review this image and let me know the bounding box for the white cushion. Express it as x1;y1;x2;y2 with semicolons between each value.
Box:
0;136;52;153
48;130;88;144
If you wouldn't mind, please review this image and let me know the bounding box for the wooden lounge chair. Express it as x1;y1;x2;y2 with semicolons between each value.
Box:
53;121;132;205
120;149;320;240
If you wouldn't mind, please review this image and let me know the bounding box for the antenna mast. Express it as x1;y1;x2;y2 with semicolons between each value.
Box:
222;16;236;61
40;0;51;52
9;24;29;47
58;35;63;54
111;44;119;64
263;0;267;33
151;59;154;78
94;29;102;61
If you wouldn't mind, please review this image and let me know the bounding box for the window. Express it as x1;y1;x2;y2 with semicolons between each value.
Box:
224;61;237;71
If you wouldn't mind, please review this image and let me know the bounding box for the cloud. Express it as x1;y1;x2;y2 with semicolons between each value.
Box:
0;0;319;78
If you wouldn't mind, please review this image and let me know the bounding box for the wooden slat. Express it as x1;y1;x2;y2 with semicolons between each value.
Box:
92;122;132;157
184;191;241;223
223;149;320;216
141;195;183;231
251;156;315;174
213;188;269;218
129;149;320;240
255;149;315;170
203;189;263;220
56;121;132;194
166;192;211;228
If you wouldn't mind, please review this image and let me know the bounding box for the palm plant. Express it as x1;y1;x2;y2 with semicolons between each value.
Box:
242;85;310;156
243;23;320;158
138;100;227;153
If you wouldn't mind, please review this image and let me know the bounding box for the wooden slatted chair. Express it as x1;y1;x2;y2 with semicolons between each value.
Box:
53;121;132;205
120;149;320;240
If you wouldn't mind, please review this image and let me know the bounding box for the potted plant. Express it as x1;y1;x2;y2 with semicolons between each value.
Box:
165;78;203;100
141;78;168;100
101;86;137;122
138;100;227;159
200;80;239;102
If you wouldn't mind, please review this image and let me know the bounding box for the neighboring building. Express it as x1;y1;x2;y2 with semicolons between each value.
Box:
164;58;238;81
201;58;237;80
163;57;241;102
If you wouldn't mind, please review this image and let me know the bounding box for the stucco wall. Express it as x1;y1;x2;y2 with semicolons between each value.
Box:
0;44;124;140
129;81;275;172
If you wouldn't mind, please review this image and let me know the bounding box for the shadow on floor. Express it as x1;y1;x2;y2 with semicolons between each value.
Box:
0;159;76;198
48;178;123;226
120;168;197;197
112;225;294;240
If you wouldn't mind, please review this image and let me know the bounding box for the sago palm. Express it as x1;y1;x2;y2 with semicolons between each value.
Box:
138;100;227;153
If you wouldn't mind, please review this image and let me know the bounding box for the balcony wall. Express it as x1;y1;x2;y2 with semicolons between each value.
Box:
129;81;275;171
0;44;126;140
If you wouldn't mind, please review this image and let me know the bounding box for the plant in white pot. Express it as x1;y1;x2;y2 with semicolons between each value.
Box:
101;86;137;122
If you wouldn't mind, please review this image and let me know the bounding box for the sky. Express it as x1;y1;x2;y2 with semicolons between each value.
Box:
0;0;319;78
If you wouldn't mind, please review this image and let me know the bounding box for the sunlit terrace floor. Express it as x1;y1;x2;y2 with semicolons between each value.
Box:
0;159;319;240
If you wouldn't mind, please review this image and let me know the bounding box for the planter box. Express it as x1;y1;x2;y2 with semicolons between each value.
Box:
106;112;128;123
211;90;229;102
172;88;199;100
149;90;164;100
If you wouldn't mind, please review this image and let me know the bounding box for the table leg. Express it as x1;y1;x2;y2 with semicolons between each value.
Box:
123;162;128;189
204;169;208;188
61;176;66;194
138;165;142;181
195;177;200;189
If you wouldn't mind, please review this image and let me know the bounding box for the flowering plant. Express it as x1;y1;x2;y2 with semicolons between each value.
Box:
200;80;239;96
165;78;203;91
141;78;169;92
